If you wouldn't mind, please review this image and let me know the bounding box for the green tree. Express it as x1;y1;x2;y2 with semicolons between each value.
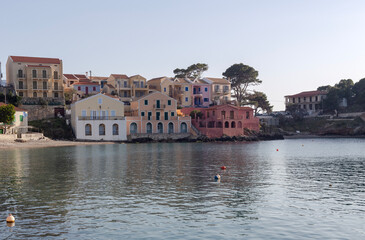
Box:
352;78;365;109
247;91;272;114
173;63;208;79
222;63;262;106
0;104;15;125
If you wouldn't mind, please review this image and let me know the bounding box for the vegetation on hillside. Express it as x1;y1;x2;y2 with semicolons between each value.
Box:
29;118;74;140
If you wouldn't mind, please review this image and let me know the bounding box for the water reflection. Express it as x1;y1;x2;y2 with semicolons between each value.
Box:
1;139;364;239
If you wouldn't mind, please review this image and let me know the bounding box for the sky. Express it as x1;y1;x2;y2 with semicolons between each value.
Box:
1;0;365;111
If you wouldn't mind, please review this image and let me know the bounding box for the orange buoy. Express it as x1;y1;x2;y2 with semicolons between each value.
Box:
6;214;15;223
221;166;227;170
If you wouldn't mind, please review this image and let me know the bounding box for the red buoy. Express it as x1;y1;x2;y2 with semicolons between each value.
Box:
221;166;227;170
276;149;279;151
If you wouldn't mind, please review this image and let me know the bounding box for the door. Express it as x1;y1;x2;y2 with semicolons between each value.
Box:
86;87;89;95
156;112;160;121
156;100;160;108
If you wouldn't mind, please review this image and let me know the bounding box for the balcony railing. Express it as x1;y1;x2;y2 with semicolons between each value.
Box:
153;104;166;109
17;74;26;78
215;88;222;93
78;116;125;120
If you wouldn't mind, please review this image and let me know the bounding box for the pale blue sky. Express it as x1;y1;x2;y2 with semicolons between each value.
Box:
1;0;365;110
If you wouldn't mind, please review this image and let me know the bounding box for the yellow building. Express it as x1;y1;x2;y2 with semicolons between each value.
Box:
105;74;149;102
6;56;64;103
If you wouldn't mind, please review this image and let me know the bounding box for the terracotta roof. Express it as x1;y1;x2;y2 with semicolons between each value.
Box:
207;104;253;111
129;74;145;79
174;77;191;84
72;81;100;86
147;77;169;85
285;90;327;98
74;74;88;79
10;56;61;64
204;77;230;84
63;74;78;79
0;102;27;112
26;64;51;68
105;84;115;89
103;93;119;99
111;74;129;79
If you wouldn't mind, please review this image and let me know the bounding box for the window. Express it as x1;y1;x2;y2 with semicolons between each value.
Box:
85;124;92;136
230;111;234;119
304;97;306;102
168;122;174;133
309;104;313;110
82;110;87;116
111;110;116;116
141;82;144;88
43;81;47;90
144;100;148;105
204;98;209;102
78;86;81;91
225;121;229;128
164;87;166;92
310;96;312;102
180;122;187;133
124;81;127;87
20;115;23;122
157;122;163;133
185;97;188;102
54;82;58;90
93;87;96;91
231;121;236;128
156;100;160;108
293;98;295;103
246;112;250;119
54;71;59;79
130;122;137;134
156;112;160;120
146;122;152;133
298;97;301;103
113;124;119;135
185;87;188;91
19;81;23;89
168;100;171;105
33;92;37;97
124;91;127;97
98;98;102;104
43;92;47;98
99;124;105;135
148;112;152;120
18;69;23;78
164;112;168;120
19;92;23;97
315;96;318;101
141;112;145;117
32;70;37;78
205;87;208;92
171;112;175;117
54;92;59;98
42;70;47;78
33;81;37;89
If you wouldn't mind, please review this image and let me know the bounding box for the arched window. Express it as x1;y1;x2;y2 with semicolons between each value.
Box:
225;121;229;128
168;122;174;133
157;122;163;133
231;121;236;128
112;124;119;135
181;122;187;133
146;122;152;133
99;124;105;135
85;124;92;136
130;122;137;134
238;121;242;128
217;121;222;128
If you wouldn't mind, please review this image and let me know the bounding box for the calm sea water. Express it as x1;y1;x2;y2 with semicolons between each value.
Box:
0;139;365;239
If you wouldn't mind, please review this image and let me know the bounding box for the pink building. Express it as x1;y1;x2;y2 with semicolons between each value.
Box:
181;104;259;138
191;79;210;107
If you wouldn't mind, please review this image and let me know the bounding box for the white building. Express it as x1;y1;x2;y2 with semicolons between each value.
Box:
71;93;126;141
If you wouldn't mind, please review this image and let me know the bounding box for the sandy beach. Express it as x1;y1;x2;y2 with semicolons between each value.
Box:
0;138;117;149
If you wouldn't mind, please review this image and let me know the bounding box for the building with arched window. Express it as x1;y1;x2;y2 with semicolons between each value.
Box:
71;93;127;141
125;91;191;140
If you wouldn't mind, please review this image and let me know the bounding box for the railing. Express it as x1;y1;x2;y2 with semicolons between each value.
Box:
153;104;166;109
78;116;125;120
193;91;203;95
215;88;222;93
17;74;26;78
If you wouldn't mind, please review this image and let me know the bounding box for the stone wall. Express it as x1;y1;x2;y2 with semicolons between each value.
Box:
128;133;190;141
20;105;64;121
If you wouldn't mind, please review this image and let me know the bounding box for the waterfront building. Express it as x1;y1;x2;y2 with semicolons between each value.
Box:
284;90;327;115
6;56;64;103
125;91;191;138
181;104;259;138
0;102;28;134
190;79;211;107
201;77;231;105
63;74;88;88
71;93;126;141
106;74;149;102
90;76;108;88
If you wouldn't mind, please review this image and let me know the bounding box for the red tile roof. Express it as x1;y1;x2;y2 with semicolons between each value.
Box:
26;64;51;68
63;74;78;79
0;102;26;112
10;56;61;64
111;74;129;79
74;74;88;79
103;93;120;99
105;84;115;89
204;77;230;84
72;81;100;86
285;90;327;98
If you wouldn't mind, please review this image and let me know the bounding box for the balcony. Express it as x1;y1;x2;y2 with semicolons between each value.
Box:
215;88;222;93
153;104;166;109
17;74;26;79
223;89;230;95
78;116;125;120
